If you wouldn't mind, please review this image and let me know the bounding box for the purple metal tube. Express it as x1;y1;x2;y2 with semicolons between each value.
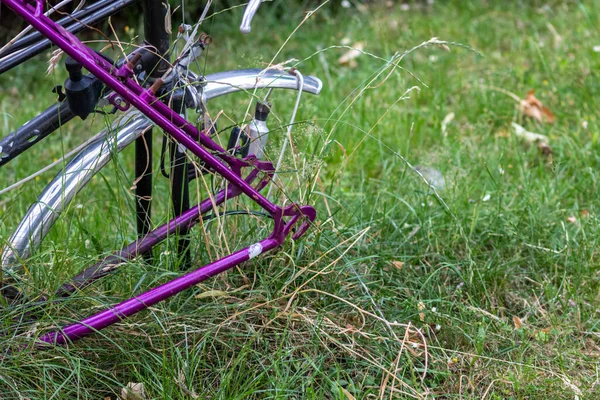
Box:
37;237;279;345
3;0;278;215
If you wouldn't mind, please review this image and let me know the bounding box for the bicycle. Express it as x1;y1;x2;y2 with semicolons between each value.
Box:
0;0;323;350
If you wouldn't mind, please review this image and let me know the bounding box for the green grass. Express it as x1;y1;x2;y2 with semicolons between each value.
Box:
2;0;600;398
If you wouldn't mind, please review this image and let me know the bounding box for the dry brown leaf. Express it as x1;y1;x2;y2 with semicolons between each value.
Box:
513;316;524;329
121;382;146;400
519;90;556;123
338;42;364;67
392;261;404;270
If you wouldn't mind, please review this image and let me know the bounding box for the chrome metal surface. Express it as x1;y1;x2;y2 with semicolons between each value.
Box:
240;0;262;34
1;111;150;271
202;69;323;99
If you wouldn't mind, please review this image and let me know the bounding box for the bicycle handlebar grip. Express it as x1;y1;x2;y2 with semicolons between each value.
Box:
240;0;262;34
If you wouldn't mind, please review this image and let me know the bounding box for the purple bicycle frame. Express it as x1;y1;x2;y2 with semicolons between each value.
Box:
2;0;317;348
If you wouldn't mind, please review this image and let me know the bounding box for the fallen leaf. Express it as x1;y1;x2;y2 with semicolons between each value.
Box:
418;301;426;322
392;261;404;270
512;122;552;157
519;90;555;123
338;42;364;67
513;316;523;329
121;382;146;400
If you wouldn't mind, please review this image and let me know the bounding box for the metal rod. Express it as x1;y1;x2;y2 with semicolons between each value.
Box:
132;0;173;261
142;0;192;268
0;0;117;57
134;128;153;261
0;0;140;75
55;184;234;297
0;102;74;168
38;237;279;345
169;138;192;268
143;0;170;77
